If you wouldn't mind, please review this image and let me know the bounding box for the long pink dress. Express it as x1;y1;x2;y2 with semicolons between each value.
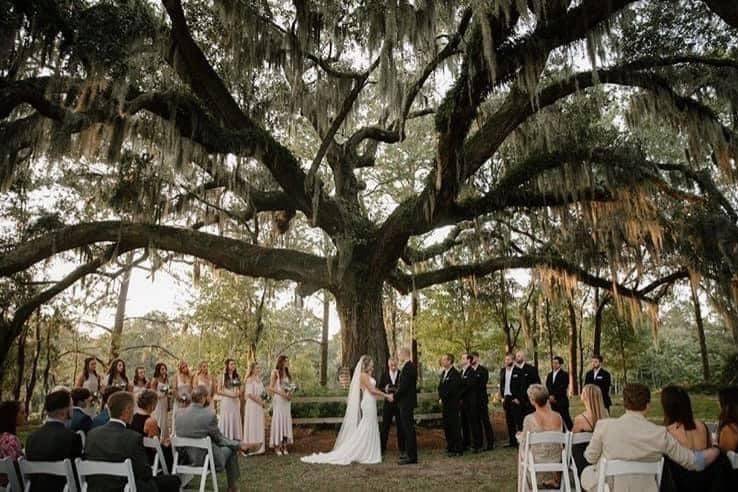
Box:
269;373;293;447
243;378;265;454
218;375;242;440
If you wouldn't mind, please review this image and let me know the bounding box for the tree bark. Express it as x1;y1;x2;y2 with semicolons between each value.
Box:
320;291;329;386
593;294;608;356
334;273;389;382
25;317;42;418
689;281;711;382
567;300;579;396
13;325;27;400
110;252;134;361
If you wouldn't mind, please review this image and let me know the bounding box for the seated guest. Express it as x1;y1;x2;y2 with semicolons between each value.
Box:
517;384;565;490
131;389;173;469
0;401;25;486
659;385;715;491
85;392;180;492
571;384;608;478
70;388;93;433
582;383;719;492
176;385;250;492
717;386;738;454
25;389;83;492
92;385;123;428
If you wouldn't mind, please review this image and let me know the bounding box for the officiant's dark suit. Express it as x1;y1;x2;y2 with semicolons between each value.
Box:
476;363;495;450
394;358;418;464
546;362;572;430
461;360;483;451
438;364;463;455
378;365;404;454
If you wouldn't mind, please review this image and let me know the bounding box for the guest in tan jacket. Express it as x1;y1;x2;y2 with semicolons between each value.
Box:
581;383;719;492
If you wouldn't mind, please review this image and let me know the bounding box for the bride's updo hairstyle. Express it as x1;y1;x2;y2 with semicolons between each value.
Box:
361;356;374;373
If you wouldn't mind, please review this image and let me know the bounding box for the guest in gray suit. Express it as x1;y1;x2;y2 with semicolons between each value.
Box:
176;385;249;492
85;391;180;492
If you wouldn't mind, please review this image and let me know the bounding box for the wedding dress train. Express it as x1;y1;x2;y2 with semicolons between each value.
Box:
301;357;382;465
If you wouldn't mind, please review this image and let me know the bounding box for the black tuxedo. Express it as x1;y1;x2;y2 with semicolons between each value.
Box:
378;368;404;453
476;364;495;449
584;368;612;409
499;365;525;446
461;365;483;450
438;366;463;453
394;360;418;461
85;420;180;492
25;420;83;492
519;363;540;416
546;369;572;429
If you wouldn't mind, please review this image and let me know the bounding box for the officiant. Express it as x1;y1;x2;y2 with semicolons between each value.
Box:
379;357;404;455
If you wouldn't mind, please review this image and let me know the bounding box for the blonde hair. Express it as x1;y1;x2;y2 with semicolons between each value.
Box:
246;361;259;379
581;384;608;426
527;383;549;407
361;356;374;373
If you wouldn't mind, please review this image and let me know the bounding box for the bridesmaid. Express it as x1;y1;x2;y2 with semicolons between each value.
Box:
193;361;214;398
132;366;148;412
148;362;171;439
75;357;101;414
243;361;266;455
217;359;243;441
269;355;294;455
172;360;193;435
106;358;132;391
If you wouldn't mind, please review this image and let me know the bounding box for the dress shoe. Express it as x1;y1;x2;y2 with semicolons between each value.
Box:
504;443;518;448
447;451;463;457
398;458;418;465
471;448;482;454
485;445;494;451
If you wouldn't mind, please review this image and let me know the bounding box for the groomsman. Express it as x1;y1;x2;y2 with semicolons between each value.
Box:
395;348;418;465
545;356;572;430
438;354;463;456
499;353;525;447
515;350;540;416
379;357;404;454
472;352;495;451
461;353;483;452
458;352;470;450
584;354;612;410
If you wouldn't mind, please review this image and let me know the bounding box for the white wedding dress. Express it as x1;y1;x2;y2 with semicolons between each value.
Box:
301;357;382;465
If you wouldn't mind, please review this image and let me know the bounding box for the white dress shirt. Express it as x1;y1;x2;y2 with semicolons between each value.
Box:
504;367;513;396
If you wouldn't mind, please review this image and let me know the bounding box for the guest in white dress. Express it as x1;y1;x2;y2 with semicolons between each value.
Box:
106;358;132;391
75;357;101;415
243;362;266;455
172;360;193;435
193;361;214;399
218;358;243;441
269;355;294;455
148;362;171;439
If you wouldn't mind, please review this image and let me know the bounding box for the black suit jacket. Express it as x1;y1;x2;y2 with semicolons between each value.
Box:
521;363;541;388
545;369;569;404
395;361;417;409
438;367;462;407
584;368;612;407
378;369;400;394
85;420;157;492
476;365;491;404
25;420;83;492
498;366;526;401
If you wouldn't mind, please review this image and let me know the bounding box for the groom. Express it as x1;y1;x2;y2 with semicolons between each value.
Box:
394;347;418;465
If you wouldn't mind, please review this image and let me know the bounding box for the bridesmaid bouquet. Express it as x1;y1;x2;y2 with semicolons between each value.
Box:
159;384;172;396
281;382;298;395
230;376;241;388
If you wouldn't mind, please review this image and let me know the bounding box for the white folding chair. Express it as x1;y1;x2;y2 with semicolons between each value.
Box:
75;458;137;492
518;431;571;492
727;450;738;469
568;432;592;492
76;430;86;449
171;435;218;492
595;458;663;492
143;436;170;475
0;457;22;492
18;457;77;492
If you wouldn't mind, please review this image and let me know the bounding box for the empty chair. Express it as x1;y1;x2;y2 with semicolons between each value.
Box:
519;430;571;492
142;437;169;476
18;457;77;492
75;458;136;492
0;457;22;492
171;436;218;492
595;458;664;492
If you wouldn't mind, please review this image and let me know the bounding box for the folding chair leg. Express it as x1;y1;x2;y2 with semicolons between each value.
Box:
199;456;208;492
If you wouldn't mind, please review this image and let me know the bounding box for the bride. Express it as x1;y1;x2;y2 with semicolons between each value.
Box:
301;355;392;465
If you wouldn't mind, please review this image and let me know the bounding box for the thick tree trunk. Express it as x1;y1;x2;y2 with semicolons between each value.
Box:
334;275;389;382
110;252;134;361
689;281;710;382
320;292;329;387
567;300;579;396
